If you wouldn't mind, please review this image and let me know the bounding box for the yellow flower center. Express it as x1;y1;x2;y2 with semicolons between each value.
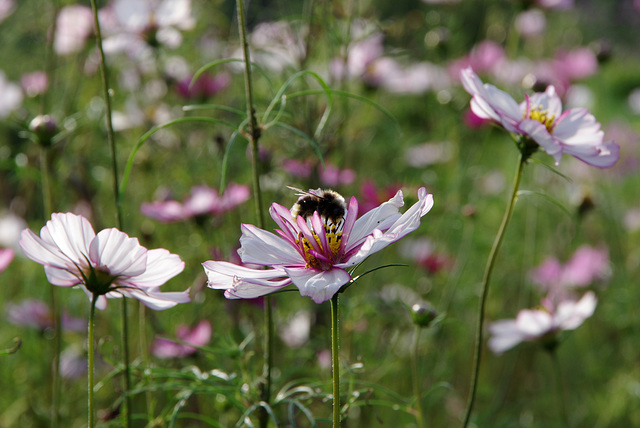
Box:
299;224;343;269
527;105;556;133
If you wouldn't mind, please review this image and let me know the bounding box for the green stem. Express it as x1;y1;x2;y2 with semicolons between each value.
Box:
462;152;525;427
140;305;155;424
121;298;132;427
550;349;570;427
235;2;271;426
331;294;341;427
88;0;122;229
88;294;98;428
41;144;61;428
412;326;424;428
88;2;130;425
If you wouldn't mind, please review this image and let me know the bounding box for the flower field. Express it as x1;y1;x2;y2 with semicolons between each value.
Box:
1;0;640;427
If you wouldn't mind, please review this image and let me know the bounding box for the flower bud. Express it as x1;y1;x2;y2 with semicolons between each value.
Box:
411;302;437;328
29;114;58;147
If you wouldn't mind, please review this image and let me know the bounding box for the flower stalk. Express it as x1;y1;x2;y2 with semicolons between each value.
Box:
235;1;271;425
549;349;570;427
412;326;424;428
88;1;130;425
88;293;98;428
462;149;526;427
331;294;341;427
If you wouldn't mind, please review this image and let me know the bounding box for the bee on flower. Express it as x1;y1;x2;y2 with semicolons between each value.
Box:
203;187;434;304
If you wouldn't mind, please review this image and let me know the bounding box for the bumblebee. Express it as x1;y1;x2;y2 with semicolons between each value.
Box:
289;187;347;226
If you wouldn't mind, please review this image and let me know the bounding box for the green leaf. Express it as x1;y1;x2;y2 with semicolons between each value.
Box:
516;190;573;218
119;117;237;203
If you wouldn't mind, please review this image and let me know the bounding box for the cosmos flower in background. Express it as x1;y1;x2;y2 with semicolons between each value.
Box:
20;71;49;98
488;291;597;354
53;5;95;56
398;238;452;274
19;213;190;310
6;299;85;332
152;320;212;359
141;184;250;223
203;187;434;304
105;0;195;54
0;71;23;119
530;245;610;304
461;67;619;167
0;248;13;273
282;160;356;187
175;72;231;100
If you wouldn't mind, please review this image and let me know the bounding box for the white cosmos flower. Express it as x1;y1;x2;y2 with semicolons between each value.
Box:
19;212;190;310
488;291;597;354
203;188;434;304
461;67;619;168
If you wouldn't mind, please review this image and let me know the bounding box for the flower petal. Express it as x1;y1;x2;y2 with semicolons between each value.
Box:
555;291;597;331
123;248;184;288
89;229;148;277
488;320;527;354
122;286;191;310
238;223;304;266
341;188;434;267
285;266;352;304
346;189;404;251
202;260;291;299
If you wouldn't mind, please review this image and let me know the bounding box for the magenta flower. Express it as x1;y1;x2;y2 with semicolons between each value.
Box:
203;187;434;304
488;291;596;354
152;320;212;359
175;72;231;100
461;67;619;167
19;213;190;310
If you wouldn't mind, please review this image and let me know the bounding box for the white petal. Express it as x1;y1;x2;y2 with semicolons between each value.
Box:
488;320;527;354
285;267;352;304
238;224;304;266
342;188;434;267
121;286;190;310
44;265;83;287
125;248;184;288
43;213;95;265
347;190;404;250
203;260;288;288
555;291;597;331
515;309;553;336
89;229;147;277
568;141;619;168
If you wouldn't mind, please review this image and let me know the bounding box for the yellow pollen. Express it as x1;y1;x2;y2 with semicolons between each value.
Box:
527;105;556;132
298;226;343;269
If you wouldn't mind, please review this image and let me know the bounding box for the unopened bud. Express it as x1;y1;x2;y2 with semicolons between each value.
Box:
29;114;58;147
411;302;437;328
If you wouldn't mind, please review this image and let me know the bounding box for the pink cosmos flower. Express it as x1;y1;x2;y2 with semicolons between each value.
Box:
152;320;212;358
175;72;231;100
20;71;48;97
6;299;85;332
461;67;619;167
53;5;95;56
203;187;434;304
19;213;190;310
531;245;610;304
0;248;14;273
141;184;250;223
488;291;596;354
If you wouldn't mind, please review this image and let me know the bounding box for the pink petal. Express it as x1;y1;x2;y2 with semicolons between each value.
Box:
0;248;14;273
